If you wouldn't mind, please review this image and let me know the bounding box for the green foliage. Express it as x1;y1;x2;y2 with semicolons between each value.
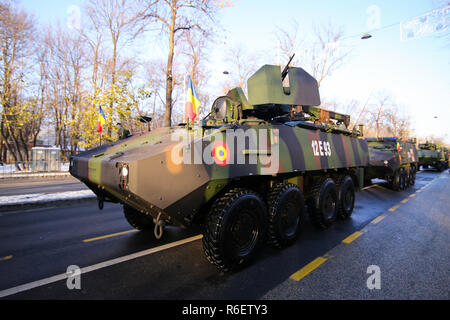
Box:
78;71;138;149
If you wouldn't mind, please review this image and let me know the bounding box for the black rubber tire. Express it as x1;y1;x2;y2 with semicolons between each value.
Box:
391;169;401;191
123;205;156;232
400;168;407;190
307;178;338;229
266;183;304;248
404;168;409;189
202;188;266;272
409;165;416;186
336;175;355;220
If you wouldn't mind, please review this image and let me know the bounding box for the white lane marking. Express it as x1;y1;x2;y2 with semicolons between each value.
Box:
0;234;203;298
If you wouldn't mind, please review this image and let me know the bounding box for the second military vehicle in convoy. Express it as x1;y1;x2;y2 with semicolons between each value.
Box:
444;147;449;169
70;59;369;271
418;142;447;172
364;138;419;191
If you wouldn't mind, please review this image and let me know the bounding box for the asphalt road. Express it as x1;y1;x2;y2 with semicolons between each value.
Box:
0;170;447;300
0;176;88;196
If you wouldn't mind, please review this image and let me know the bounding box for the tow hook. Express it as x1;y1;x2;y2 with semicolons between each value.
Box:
98;197;104;210
153;212;165;239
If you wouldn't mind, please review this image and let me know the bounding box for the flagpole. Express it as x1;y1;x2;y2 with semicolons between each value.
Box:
184;75;190;143
184;75;187;123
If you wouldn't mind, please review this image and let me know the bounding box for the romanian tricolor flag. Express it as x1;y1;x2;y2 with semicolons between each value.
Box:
185;75;201;122
96;106;106;133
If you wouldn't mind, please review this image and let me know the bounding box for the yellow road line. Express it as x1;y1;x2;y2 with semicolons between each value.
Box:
342;231;364;244
409;194;416;198
371;215;386;224
0;255;12;261
389;205;400;212
83;229;138;243
290;256;328;281
400;198;409;204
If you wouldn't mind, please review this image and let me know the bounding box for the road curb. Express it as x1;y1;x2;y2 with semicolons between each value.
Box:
0;172;71;180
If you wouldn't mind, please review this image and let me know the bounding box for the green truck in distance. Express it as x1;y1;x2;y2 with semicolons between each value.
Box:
418;142;447;172
365;138;419;191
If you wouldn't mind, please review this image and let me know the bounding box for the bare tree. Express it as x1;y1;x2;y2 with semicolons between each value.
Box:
222;44;261;95
85;0;146;87
83;0;148;139
41;25;86;156
143;59;167;129
384;104;412;139
142;0;219;127
366;92;392;138
0;0;36;168
183;29;212;117
275;20;351;87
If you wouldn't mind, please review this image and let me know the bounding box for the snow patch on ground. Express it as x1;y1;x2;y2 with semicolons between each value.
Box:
0;190;96;206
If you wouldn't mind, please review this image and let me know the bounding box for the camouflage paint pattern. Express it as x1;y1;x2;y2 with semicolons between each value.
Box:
417;142;447;169
247;65;321;107
70;123;368;226
70;64;369;227
364;138;418;180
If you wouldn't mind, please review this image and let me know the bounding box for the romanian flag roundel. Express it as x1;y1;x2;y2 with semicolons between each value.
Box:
212;141;230;166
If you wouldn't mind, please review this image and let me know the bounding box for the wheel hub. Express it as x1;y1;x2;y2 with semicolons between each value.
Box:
230;211;259;256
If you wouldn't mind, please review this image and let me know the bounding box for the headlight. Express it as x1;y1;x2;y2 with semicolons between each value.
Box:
121;166;128;177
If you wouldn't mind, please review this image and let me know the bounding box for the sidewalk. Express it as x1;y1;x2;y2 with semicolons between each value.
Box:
0;172;71;179
0;189;96;213
263;172;450;299
0;175;96;212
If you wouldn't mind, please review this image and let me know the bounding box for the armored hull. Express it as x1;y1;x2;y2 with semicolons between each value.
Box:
70;122;369;227
70;63;370;272
365;138;418;191
418;143;447;171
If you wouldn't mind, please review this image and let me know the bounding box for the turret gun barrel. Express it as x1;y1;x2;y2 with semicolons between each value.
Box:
281;53;295;81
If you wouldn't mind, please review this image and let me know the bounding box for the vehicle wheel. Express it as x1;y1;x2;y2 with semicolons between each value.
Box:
409;166;416;186
307;178;338;229
399;168;407;191
391;169;401;191
123;205;156;232
266;183;304;248
202;188;266;272
336;175;355;220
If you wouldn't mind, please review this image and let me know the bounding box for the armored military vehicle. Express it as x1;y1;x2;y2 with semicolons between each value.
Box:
70;61;369;271
418;142;446;172
443;147;449;169
364;138;418;191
